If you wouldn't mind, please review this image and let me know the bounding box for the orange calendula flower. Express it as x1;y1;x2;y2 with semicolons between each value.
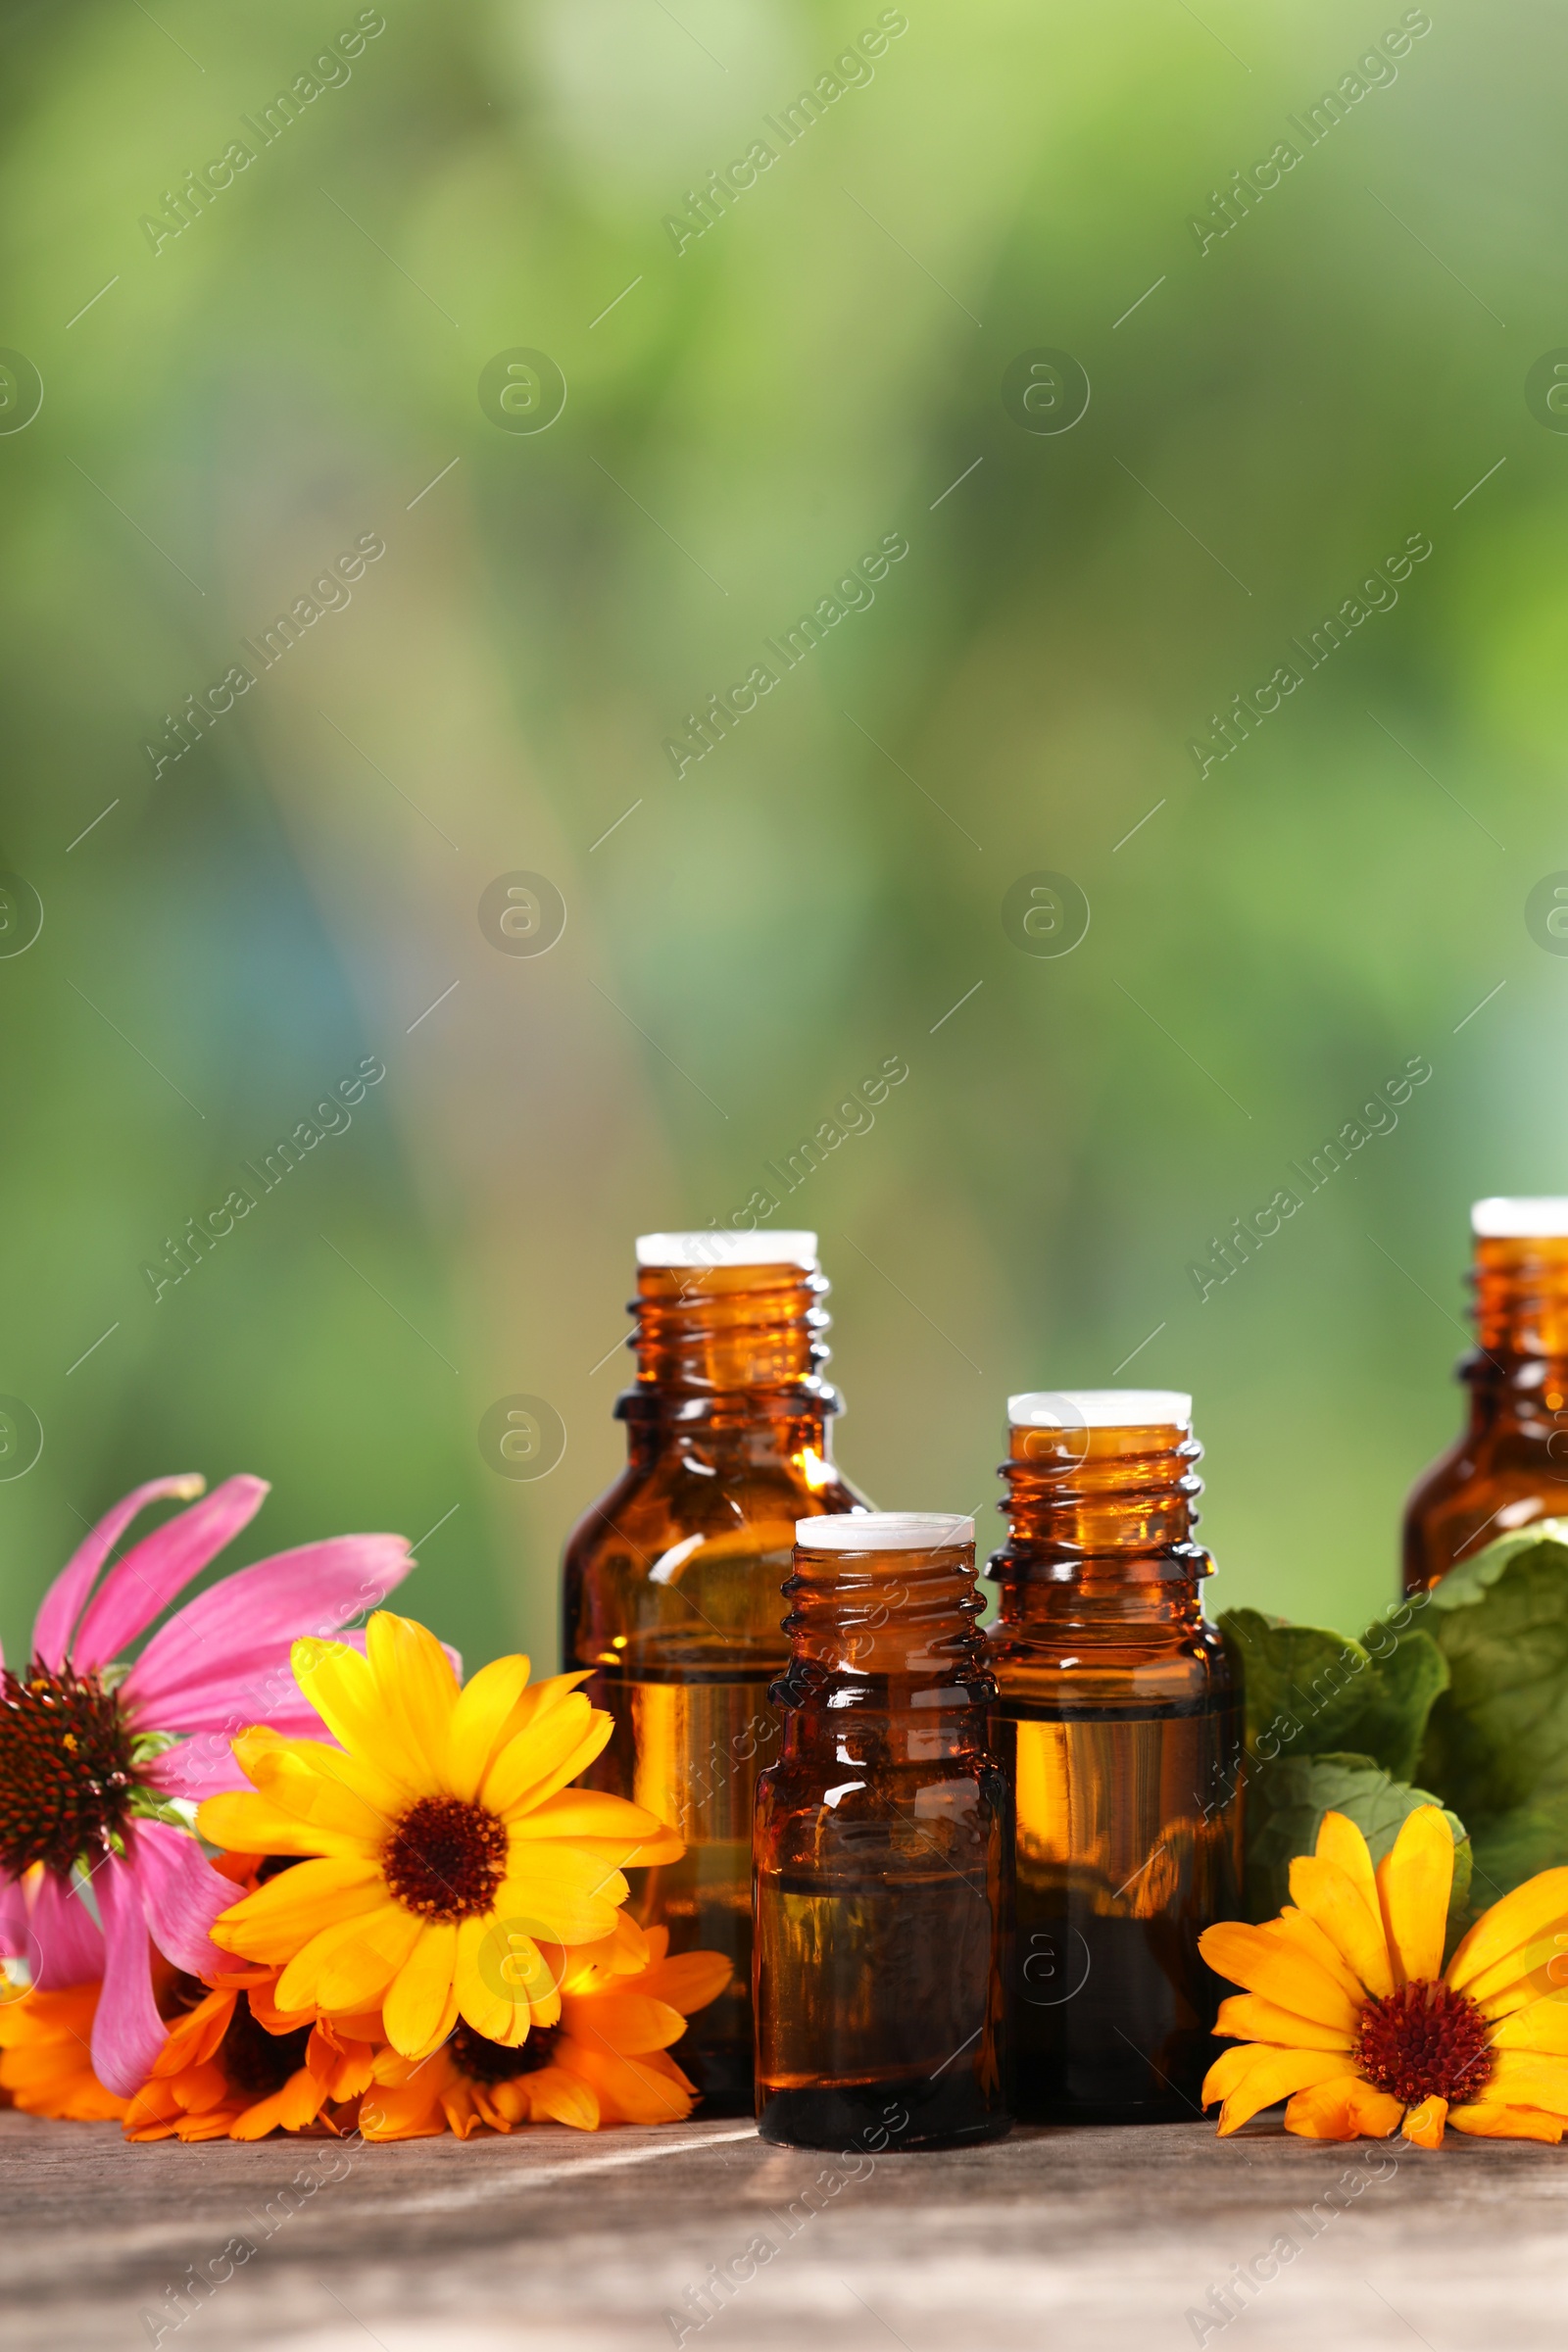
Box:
361;1916;732;2138
1200;1805;1568;2147
197;1613;681;2060
0;1981;127;2121
123;1969;377;2141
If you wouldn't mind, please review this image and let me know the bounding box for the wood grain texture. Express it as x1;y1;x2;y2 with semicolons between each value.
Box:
3;2107;1564;2349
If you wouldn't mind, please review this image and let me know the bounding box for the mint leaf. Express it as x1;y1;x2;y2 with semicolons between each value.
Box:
1414;1521;1568;1894
1245;1750;1471;1928
1219;1606;1447;1779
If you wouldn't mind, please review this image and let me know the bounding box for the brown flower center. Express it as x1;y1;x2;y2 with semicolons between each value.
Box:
221;2003;312;2100
0;1662;135;1875
450;2018;561;2083
382;1796;509;1923
1354;1979;1494;2107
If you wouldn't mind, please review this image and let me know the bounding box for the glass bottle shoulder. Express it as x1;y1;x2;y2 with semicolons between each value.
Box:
986;1612;1233;1719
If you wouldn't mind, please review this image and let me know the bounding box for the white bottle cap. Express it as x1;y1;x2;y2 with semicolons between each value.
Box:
794;1511;975;1551
1471;1199;1568;1238
636;1230;818;1268
1008;1389;1193;1430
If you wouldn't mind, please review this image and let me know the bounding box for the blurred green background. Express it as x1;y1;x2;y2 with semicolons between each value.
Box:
1;0;1561;1675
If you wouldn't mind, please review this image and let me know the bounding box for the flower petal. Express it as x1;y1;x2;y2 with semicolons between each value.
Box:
288;1638;437;1800
480;1696;606;1817
1198;1922;1360;2033
1214;1993;1352;2052
1216;2047;1351;2135
382;1922;459;2055
366;1612;461;1786
24;1871;108;1989
127;1822;232;1975
228;2066;325;2139
1448;2099;1565;2143
454;1914;561;2046
1401;2094;1447;2148
1283;2078;1402;2140
447;1655;531;1802
314;1904;424;2013
1314;1812;1380;1919
89;1858;167;2096
1446;1867;1568;1994
520;2064;602;2132
210;1858;385;1962
1485;2051;1568;2117
71;1476;270;1670
276;1904;411;2014
560;1988;691;2056
122;1536;415;1723
1288;1856;1394;1998
1489;1995;1568;2055
639;1948;734;2019
32;1475;206;1669
1269;1908;1370;2005
1377;1805;1453;1985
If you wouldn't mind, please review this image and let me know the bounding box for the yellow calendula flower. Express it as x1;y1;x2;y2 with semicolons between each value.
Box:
361;1915;732;2138
1200;1805;1568;2147
197;1613;681;2060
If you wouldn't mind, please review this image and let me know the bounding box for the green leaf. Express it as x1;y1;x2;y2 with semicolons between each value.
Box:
1419;1522;1568;1850
1244;1750;1471;1928
1218;1606;1447;1779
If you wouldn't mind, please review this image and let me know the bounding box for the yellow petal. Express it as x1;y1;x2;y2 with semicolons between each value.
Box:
1284;2078;1402;2140
522;2065;602;2132
1199;1922;1360;2034
381;1921;459;2056
366;1611;462;1784
1314;1812;1380;1917
1378;1805;1453;1984
1288;1856;1394;1998
239;1727;407;1829
1446;1867;1568;1993
560;1988;689;2056
315;1903;425;2011
1448;2099;1565;2143
1401;2094;1447;2148
290;1636;438;1798
446;1654;531;1802
455;1916;554;2046
1489;1995;1568;2055
276;1905;408;2013
1269;1909;1370;2006
1217;2048;1357;2135
480;1696;606;1816
1465;1926;1568;2011
1485;2051;1568;2117
1202;2041;1274;2106
639;1949;733;2019
508;1788;683;1870
1214;1994;1352;2052
229;1746;392;1846
197;1790;367;1860
210;1859;385;1961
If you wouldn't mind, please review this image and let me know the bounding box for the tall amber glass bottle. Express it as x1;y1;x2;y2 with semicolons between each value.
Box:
754;1512;1011;2151
988;1390;1241;2124
1403;1200;1568;1594
562;1231;869;2113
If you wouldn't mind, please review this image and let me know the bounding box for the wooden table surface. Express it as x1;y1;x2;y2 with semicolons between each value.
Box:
3;2106;1561;2350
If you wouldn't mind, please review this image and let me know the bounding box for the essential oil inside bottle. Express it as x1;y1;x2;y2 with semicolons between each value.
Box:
1403;1198;1568;1593
988;1390;1241;2125
754;1511;1012;2152
561;1230;869;2113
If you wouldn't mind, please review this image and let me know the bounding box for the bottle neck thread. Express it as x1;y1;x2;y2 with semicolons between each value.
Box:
1470;1236;1568;1364
990;1423;1209;1600
773;1542;994;1717
616;1258;841;1426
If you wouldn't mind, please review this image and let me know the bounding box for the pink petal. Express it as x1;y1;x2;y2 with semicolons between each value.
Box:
0;1874;26;1963
24;1869;108;1988
128;1820;232;1976
122;1534;413;1723
70;1475;269;1672
32;1475;207;1670
90;1858;166;2095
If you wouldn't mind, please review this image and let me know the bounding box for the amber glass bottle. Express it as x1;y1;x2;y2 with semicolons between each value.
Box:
1402;1200;1568;1594
987;1391;1241;2125
562;1231;868;2114
754;1512;1011;2151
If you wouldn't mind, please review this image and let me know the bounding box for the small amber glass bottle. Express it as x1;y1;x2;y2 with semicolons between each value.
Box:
1402;1199;1568;1594
988;1391;1241;2125
754;1512;1011;2151
562;1231;869;2114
